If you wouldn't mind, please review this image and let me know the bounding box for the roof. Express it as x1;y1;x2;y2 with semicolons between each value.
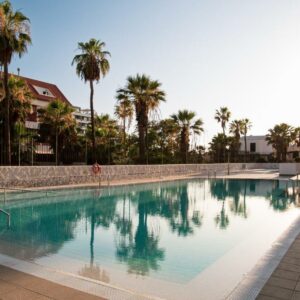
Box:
1;73;71;105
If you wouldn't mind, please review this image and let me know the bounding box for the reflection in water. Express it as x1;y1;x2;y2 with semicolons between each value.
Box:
0;179;298;282
116;191;165;276
78;263;110;283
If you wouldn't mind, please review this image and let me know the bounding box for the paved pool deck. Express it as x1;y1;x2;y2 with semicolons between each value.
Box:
256;234;300;300
0;265;105;300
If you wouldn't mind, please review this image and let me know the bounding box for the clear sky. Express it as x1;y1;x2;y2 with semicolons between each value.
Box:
9;0;300;146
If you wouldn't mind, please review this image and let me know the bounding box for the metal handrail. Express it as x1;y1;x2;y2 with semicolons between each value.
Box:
0;209;10;227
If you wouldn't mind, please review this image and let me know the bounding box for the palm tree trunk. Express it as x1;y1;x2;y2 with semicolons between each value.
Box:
138;122;146;163
137;106;147;164
145;126;149;164
244;134;247;163
89;80;96;163
55;128;58;165
3;62;11;165
123;117;126;161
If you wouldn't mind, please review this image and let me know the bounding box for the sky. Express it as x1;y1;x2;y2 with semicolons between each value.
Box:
9;0;300;146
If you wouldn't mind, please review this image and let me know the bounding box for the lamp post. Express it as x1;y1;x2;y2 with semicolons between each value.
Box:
225;144;230;175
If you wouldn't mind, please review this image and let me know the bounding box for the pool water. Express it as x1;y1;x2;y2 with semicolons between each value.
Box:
0;179;299;299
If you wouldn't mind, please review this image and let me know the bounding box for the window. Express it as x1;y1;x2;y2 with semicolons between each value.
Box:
33;85;55;97
250;142;256;153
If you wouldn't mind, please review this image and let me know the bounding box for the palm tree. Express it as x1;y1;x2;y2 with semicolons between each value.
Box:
72;38;110;163
93;114;119;164
266;123;294;162
117;74;166;163
0;0;31;165
240;118;252;162
0;75;32;125
114;97;133;143
38;99;75;165
215;107;231;135
229;119;243;162
171;110;204;163
0;75;32;165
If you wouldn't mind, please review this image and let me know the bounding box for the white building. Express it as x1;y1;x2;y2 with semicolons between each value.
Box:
239;135;274;156
73;107;92;134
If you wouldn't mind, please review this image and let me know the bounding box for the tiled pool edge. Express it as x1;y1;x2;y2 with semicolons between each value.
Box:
226;214;300;300
0;254;162;300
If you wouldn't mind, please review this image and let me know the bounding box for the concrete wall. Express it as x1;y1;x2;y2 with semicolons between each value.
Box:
279;163;300;176
0;163;279;188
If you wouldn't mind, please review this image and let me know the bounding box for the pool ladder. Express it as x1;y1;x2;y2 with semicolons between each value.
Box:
0;209;10;228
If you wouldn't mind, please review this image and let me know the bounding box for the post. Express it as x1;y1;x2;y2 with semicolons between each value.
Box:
227;152;230;175
226;145;230;175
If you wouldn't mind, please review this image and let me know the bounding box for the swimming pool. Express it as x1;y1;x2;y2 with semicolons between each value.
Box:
0;179;299;299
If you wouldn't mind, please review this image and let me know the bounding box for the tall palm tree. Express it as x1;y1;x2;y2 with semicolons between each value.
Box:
38;99;75;165
117;74;166;163
0;0;31;165
229;119;242;161
171;110;204;163
72;38;110;163
266;123;294;162
114;97;133;143
215;107;231;135
240;118;252;162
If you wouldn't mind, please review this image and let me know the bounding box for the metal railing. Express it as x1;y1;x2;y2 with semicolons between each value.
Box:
0;209;10;228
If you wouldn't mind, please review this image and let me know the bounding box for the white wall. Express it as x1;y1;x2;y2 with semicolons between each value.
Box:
240;136;273;155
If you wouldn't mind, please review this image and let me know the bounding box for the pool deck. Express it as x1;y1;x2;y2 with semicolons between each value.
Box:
0;265;105;300
1;168;299;300
256;234;300;300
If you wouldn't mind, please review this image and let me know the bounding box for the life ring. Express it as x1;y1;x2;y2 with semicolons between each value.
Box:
92;163;101;175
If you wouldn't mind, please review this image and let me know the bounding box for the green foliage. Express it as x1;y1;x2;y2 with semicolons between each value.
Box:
38;99;78;164
266;123;294;162
117;74;166;163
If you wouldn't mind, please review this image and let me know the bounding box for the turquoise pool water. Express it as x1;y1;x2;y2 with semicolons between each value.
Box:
0;179;299;298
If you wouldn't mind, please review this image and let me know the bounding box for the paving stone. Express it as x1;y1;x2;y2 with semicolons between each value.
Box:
282;257;300;267
257;295;280;300
1;287;46;300
292;291;300;300
260;284;294;299
278;263;300;273
268;277;297;290
0;279;17;294
273;269;300;281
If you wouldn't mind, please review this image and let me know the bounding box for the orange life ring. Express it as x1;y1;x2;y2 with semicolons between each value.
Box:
92;163;101;175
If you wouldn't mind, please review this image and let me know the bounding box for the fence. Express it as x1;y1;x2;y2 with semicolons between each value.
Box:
0;137;86;166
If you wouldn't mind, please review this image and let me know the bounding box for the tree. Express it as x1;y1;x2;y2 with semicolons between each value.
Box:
0;75;32;127
38;99;75;165
117;74;166;163
229;119;242;162
114;97;133;162
92;114;120;164
0;0;31;164
72;38;110;163
171;110;203;163
240;118;252;162
215;107;231;135
209;133;234;163
266;123;294;162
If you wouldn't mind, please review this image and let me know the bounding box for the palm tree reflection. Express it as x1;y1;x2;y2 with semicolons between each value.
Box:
116;191;164;276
